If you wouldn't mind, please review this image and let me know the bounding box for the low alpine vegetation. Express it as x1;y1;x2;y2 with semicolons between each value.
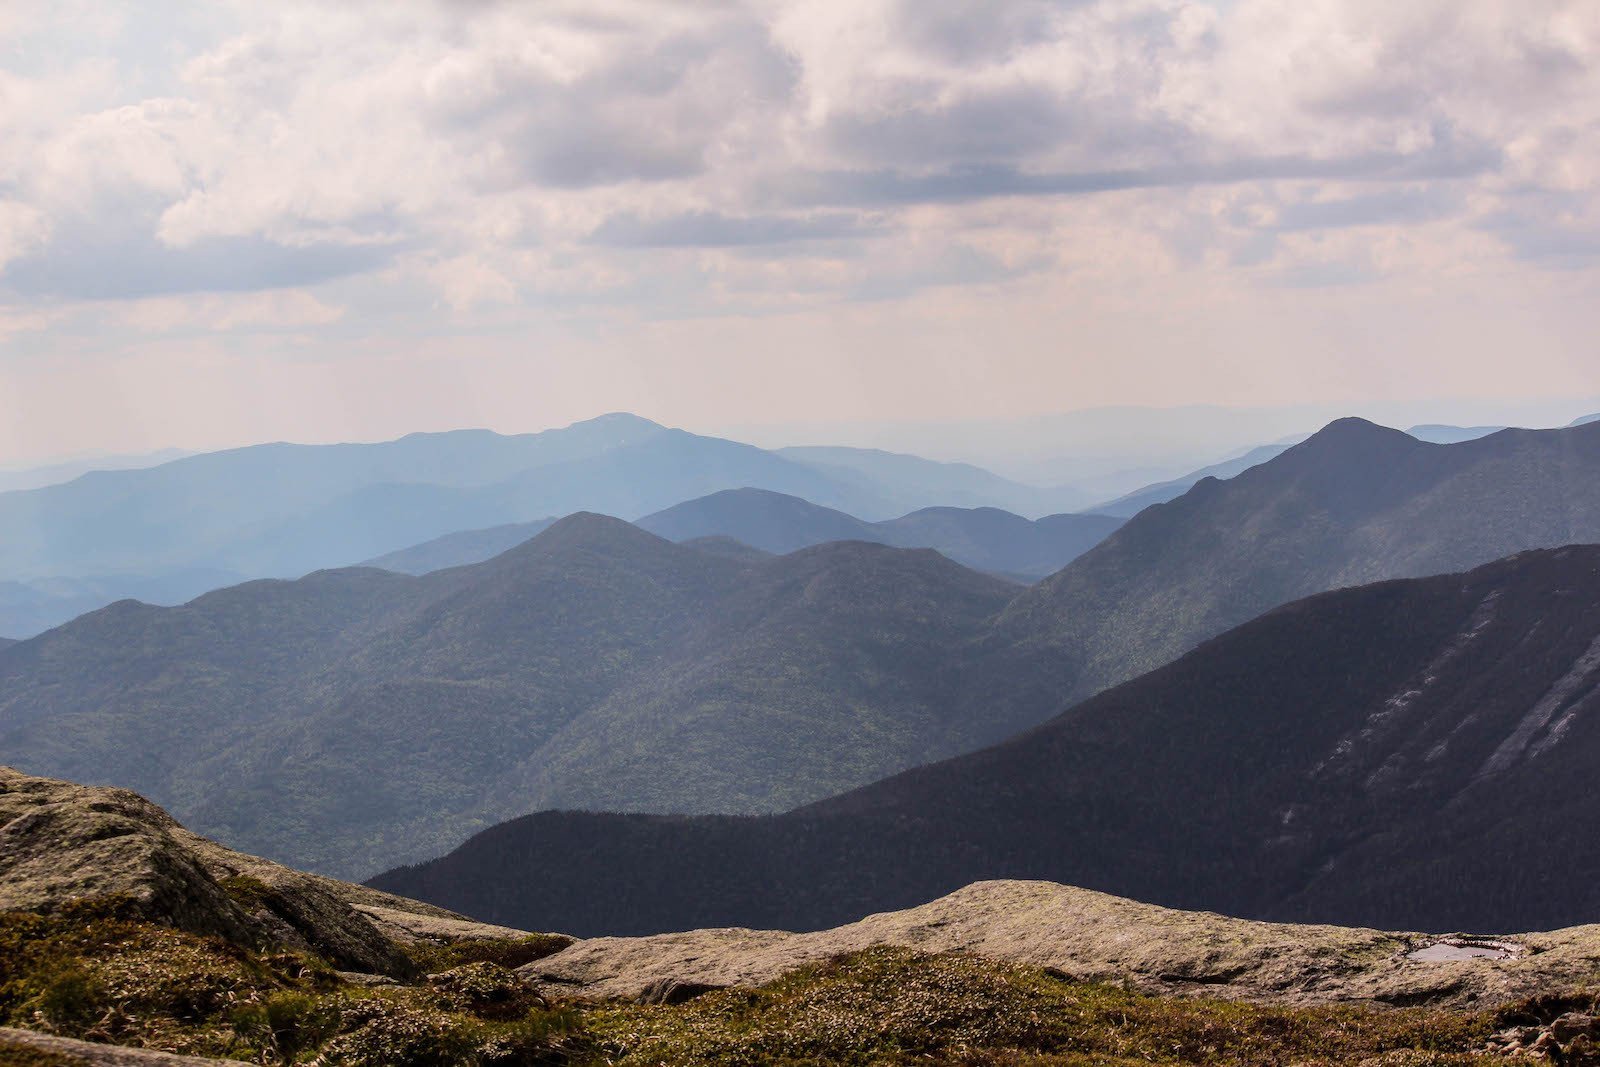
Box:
2;904;1557;1066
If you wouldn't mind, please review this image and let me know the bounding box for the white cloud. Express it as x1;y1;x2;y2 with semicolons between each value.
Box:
0;0;1597;464
2;0;1597;310
117;289;346;332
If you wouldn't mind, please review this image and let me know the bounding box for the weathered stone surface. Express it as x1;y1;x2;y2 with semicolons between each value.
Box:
350;903;538;946
0;767;458;978
0;1027;229;1065
529;879;1600;1008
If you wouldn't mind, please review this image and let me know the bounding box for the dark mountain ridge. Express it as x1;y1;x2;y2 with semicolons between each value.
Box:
373;545;1600;938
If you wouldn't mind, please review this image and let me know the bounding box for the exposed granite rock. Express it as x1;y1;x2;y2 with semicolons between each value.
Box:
350;903;540;946
0;767;463;978
0;1027;229;1064
529;879;1600;1008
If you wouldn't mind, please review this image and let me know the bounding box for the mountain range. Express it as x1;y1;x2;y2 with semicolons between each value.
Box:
0;414;1091;638
1088;422;1515;519
4;417;1600;882
0;516;1029;877
368;488;1123;581
0;446;193;493
374;544;1600;937
997;416;1600;705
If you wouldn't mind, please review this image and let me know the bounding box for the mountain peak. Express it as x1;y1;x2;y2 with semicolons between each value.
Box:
1272;417;1422;470
520;511;670;555
566;412;668;433
1305;416;1416;445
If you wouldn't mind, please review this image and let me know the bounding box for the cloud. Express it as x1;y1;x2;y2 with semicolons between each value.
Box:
3;227;394;301
773;130;1499;209
118;289;346;331
588;210;871;247
1270;187;1461;231
0;0;1594;314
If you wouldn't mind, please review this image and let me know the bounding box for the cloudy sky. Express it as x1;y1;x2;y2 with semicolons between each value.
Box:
1;0;1597;464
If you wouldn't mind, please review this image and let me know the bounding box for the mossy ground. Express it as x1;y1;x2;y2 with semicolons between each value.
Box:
0;905;1536;1066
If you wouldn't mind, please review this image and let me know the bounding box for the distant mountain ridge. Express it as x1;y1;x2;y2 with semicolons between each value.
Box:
5;416;1599;883
373;545;1600;937
1088;442;1297;518
1088;422;1516;519
368;489;1123;580
774;446;1091;515
999;416;1600;704
0;569;248;642
361;520;561;575
0;414;1089;637
0;447;194;494
0;515;1023;878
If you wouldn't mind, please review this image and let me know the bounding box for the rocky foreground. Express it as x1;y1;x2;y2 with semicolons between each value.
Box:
529;879;1600;1008
5;765;1600;1065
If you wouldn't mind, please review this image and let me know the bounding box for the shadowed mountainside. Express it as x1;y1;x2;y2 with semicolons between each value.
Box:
995;416;1600;706
374;546;1600;938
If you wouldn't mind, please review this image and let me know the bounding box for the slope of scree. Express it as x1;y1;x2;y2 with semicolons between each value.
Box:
373;545;1600;937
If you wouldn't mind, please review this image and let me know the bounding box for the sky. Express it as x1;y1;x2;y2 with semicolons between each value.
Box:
1;0;1598;466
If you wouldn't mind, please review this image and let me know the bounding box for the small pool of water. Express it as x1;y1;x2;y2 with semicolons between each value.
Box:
1406;941;1517;962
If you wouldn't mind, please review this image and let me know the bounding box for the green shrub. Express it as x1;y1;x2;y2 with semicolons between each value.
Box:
26;963;105;1029
231;989;342;1061
426;963;543;1021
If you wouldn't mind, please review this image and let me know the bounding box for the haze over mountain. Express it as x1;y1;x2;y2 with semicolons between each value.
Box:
1089;422;1513;519
375;545;1600;938
0;414;1089;638
0;515;1024;878
1088;442;1300;518
773;446;1093;514
361;519;562;577
0;569;247;643
370;489;1123;581
0;447;193;494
